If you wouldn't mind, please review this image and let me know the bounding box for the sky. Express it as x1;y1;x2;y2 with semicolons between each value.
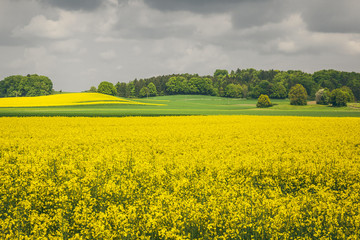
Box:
1;0;360;92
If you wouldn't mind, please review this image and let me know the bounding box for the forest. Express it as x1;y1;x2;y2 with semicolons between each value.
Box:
112;69;360;101
0;74;53;97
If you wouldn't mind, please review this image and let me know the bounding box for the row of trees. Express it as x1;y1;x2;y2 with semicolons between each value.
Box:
316;86;355;107
0;74;53;97
106;69;359;101
257;83;355;108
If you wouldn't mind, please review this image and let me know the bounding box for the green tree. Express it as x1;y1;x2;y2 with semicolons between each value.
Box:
97;81;117;96
139;86;149;98
166;76;186;95
214;69;228;79
329;88;350;107
340;86;355;102
147;82;157;97
289;84;307;105
225;84;242;98
89;86;97;92
115;82;127;97
315;88;330;105
270;83;287;99
0;74;53;97
258;80;272;96
256;94;272;108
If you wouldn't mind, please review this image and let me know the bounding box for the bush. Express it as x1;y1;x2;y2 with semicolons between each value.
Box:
289;84;307;105
256;94;272;108
315;88;330;105
329;88;350;107
97;81;117;96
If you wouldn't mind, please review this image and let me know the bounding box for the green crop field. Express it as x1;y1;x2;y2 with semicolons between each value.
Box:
0;94;359;117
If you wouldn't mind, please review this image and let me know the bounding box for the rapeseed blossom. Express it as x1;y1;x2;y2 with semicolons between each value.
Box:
0;93;163;107
0;116;359;239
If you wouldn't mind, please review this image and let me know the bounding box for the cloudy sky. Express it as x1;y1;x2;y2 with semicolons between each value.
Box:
1;0;360;92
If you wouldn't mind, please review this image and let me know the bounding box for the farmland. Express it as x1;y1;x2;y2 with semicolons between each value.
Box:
0;93;360;117
1;116;360;239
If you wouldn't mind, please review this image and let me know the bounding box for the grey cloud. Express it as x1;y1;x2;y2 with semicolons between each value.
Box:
301;0;360;34
38;0;104;11
1;0;360;92
146;0;296;29
144;0;249;13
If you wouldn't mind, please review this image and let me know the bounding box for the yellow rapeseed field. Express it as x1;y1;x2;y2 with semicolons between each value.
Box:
0;93;163;107
0;116;359;239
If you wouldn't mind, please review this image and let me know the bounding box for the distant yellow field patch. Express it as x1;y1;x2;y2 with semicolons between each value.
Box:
0;93;164;107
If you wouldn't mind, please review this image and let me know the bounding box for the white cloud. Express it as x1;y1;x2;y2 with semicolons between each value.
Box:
13;10;86;39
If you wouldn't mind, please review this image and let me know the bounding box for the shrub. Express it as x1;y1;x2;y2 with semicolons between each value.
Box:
289;84;307;105
256;94;272;108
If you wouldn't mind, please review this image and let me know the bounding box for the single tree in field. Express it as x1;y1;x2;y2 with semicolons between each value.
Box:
288;84;307;105
329;88;350;107
256;94;272;108
97;81;117;96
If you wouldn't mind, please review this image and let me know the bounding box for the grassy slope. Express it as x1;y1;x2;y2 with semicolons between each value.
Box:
0;95;359;117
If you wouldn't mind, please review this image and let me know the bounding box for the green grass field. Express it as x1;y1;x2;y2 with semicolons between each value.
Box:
0;95;359;117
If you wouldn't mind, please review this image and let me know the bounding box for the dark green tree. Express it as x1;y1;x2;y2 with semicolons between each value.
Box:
256;94;272;108
115;82;127;97
97;81;117;96
258;80;272;96
289;84;307;105
270;83;287;99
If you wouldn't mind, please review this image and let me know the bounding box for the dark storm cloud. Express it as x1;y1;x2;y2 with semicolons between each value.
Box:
301;0;360;34
38;0;104;11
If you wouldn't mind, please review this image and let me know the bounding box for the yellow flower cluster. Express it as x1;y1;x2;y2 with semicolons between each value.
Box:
0;116;359;239
0;93;163;107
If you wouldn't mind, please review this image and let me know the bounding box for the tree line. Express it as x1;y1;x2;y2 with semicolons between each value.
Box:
92;69;360;102
0;74;53;97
